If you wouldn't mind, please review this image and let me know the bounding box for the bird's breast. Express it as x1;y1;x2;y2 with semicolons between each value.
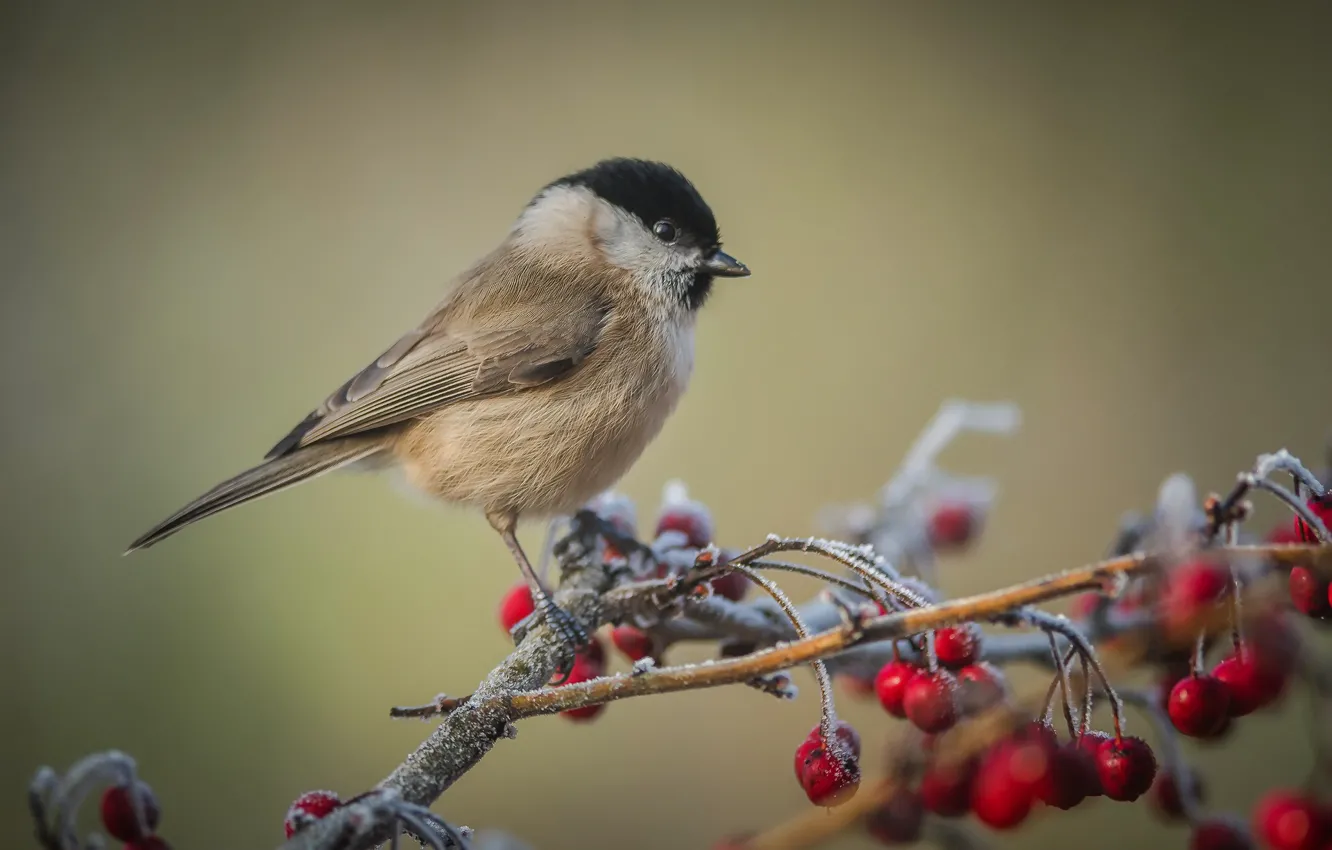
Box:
393;315;696;518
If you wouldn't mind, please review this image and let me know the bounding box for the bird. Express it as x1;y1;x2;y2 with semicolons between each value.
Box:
126;157;750;650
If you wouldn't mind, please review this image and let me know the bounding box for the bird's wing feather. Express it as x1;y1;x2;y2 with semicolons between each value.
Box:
265;262;612;458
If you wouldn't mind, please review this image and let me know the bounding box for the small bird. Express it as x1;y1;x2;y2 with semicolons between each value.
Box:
127;157;749;649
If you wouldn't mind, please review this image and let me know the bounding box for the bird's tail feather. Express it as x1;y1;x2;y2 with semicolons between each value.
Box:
126;439;383;553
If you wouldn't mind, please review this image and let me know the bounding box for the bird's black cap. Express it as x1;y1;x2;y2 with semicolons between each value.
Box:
547;157;722;249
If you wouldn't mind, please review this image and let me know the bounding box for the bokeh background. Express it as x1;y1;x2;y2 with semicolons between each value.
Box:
3;2;1331;849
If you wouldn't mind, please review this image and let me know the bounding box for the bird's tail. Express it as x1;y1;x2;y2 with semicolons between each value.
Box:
126;439;384;553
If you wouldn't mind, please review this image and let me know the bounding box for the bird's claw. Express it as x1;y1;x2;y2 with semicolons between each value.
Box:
541;599;589;678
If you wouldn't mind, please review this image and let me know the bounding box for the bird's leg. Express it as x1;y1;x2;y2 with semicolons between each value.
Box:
488;511;589;671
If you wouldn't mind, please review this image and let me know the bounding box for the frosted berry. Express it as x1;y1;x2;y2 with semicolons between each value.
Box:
654;482;715;548
935;624;983;668
1153;768;1204;820
284;790;341;839
1294;495;1332;543
903;669;959;733
1160;559;1230;639
497;583;535;633
559;648;607;721
919;758;977;817
1096;736;1156;802
609;625;653;662
710;551;750;602
795;720;861;781
1038;743;1097;810
866;789;925;844
1289;567;1332;620
1015;719;1060;751
1074;731;1111;796
100;781;161;842
1168;674;1231;737
971;747;1033;830
1191;817;1256;850
991;737;1055;799
874;660;919;718
1253;790;1327;850
956;662;1008;714
795;739;861;807
928;501;979;550
1213;650;1286;716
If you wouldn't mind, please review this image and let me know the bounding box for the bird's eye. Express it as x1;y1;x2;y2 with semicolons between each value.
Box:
652;219;678;243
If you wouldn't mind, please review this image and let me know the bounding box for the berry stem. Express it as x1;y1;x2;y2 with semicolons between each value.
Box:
726;563;840;749
1079;652;1094;735
1048;632;1080;738
1022;608;1126;739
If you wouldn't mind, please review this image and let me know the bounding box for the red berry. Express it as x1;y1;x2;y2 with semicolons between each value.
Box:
796;741;861;807
1214;650;1286;716
1289;567;1332;620
956;662;1008;714
1153;768;1204;821
710;556;750;602
795;721;861;781
125;839;172;850
1191;817;1257;850
1254;790;1327;850
1270;522;1305;545
903;670;960;733
100;781;161;842
1168;674;1232;737
991;738;1055;799
655;483;715;548
920;758;977;817
497;583;535;633
935;624;983;669
1015;719;1060;751
609;625;653;661
874;660;920;718
1294;496;1332;543
1038;743;1097;810
284;790;341;839
866;789;925;844
1096;736;1157;802
971;748;1033;830
559;648;607;721
927;501;979;550
1248;613;1300;676
1074;731;1111;796
1160;560;1231;638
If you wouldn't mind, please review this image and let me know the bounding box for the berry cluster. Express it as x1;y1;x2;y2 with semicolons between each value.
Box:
1272;495;1332;621
99;781;168;850
494;482;750;725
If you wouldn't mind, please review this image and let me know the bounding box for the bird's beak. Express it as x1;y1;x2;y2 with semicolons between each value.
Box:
701;249;750;278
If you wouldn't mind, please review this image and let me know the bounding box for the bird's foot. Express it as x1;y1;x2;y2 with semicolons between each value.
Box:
509;592;589;682
539;596;590;681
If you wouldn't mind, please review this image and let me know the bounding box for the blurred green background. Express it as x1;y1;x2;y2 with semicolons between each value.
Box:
3;2;1330;849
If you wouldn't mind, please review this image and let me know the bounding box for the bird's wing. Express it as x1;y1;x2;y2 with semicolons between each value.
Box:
265;265;612;458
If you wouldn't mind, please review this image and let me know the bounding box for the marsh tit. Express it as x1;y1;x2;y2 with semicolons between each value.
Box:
128;157;750;649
